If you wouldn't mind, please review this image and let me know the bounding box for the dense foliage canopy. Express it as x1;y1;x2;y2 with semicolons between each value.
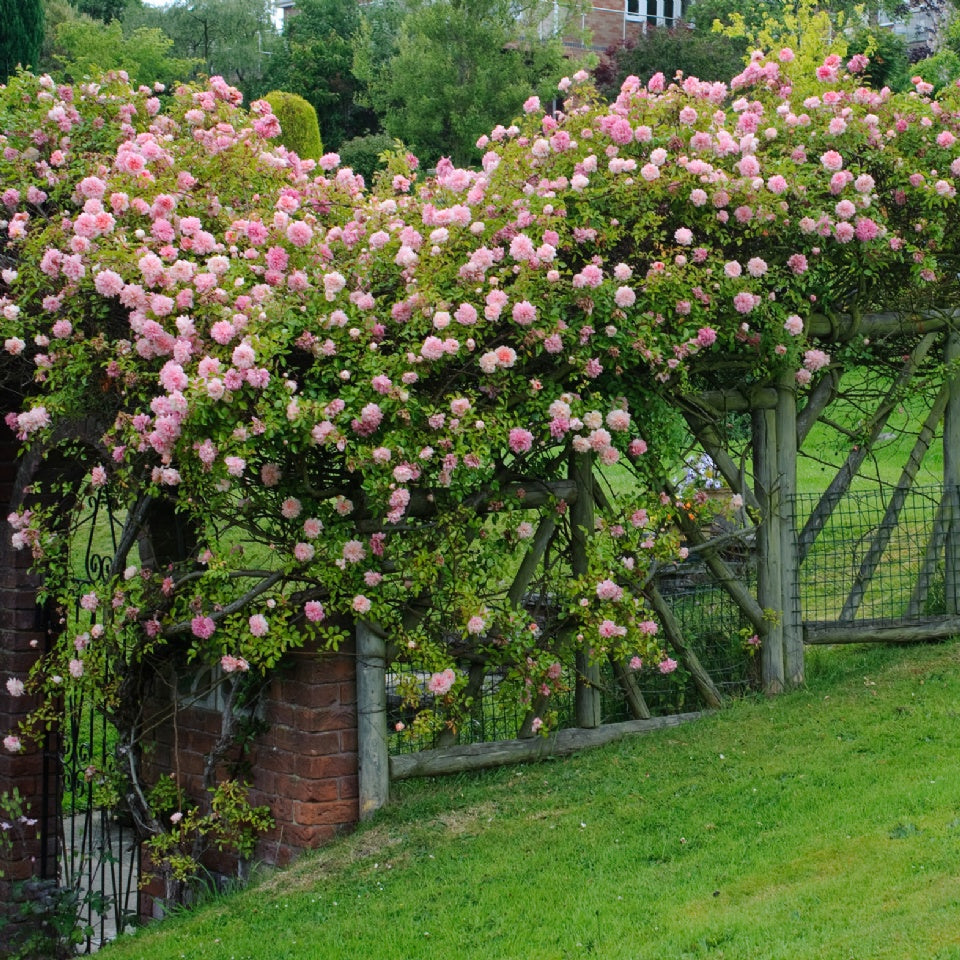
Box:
352;0;577;165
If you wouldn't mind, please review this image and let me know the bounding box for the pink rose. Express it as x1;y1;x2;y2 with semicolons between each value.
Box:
509;428;534;454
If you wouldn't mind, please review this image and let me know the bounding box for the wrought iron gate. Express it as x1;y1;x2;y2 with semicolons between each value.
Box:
40;488;141;952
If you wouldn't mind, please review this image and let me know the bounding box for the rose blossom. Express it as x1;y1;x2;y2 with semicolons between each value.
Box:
427;668;456;695
352;595;372;614
509;428;534;454
784;315;803;336
191;616;216;639
803;349;830;372
294;542;315;562
596;579;624;602
820;150;843;171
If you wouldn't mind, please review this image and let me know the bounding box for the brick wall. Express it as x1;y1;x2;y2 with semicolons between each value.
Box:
250;641;359;862
0;400;363;931
139;639;359;916
578;6;646;52
0;413;56;933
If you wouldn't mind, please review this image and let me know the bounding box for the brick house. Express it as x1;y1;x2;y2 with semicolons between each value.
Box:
566;1;686;51
276;0;953;59
274;1;687;52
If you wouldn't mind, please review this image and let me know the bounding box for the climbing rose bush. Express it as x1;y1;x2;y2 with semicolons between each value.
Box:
1;54;959;762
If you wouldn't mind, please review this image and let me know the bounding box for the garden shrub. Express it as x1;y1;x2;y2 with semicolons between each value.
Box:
263;89;323;160
336;132;396;183
594;25;748;99
912;50;960;94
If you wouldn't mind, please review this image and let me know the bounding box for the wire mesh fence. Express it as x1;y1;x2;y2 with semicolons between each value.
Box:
389;483;960;754
795;483;960;625
388;556;757;756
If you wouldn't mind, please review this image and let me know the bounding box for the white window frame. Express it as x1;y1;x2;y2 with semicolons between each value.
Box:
625;0;643;20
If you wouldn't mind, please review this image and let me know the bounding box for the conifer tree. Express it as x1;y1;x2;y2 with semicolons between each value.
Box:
1;0;45;81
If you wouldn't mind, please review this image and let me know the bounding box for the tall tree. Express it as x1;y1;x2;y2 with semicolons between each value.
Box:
355;0;578;166
1;0;45;80
133;0;278;91
40;0;82;73
75;0;130;22
54;16;198;86
262;0;378;149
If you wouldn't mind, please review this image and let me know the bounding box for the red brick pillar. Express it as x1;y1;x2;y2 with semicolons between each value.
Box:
138;639;360;919
251;640;359;866
0;418;55;922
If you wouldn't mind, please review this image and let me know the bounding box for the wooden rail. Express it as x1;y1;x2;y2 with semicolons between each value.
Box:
389;711;704;780
803;618;960;644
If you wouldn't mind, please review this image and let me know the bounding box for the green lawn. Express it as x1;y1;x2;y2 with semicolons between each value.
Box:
103;639;960;960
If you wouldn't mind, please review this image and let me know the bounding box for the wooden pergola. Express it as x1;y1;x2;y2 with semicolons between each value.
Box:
354;306;960;814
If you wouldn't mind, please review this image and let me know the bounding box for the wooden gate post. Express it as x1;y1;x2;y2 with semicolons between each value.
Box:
571;451;601;728
777;371;803;687
944;332;960;615
356;621;389;819
753;405;784;694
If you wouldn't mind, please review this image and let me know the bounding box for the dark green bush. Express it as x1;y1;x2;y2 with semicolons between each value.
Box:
337;132;396;183
912;50;960;94
846;28;911;91
593;24;748;99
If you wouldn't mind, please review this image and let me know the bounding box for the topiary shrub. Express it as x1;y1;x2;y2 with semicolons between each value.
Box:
262;90;323;161
337;132;395;183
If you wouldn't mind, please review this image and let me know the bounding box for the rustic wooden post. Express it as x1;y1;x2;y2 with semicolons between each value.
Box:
944;332;960;615
777;371;803;687
507;515;559;740
906;497;949;617
571;451;601;728
507;516;557;608
683;408;761;513
670;508;766;633
609;657;652;719
388;712;704;780
355;621;389;819
646;585;723;709
753;405;784;694
588;484;652;719
796;368;840;446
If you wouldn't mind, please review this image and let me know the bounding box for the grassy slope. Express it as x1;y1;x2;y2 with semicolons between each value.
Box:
104;641;960;960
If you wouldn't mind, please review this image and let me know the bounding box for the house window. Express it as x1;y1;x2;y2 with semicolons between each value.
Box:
628;0;682;25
